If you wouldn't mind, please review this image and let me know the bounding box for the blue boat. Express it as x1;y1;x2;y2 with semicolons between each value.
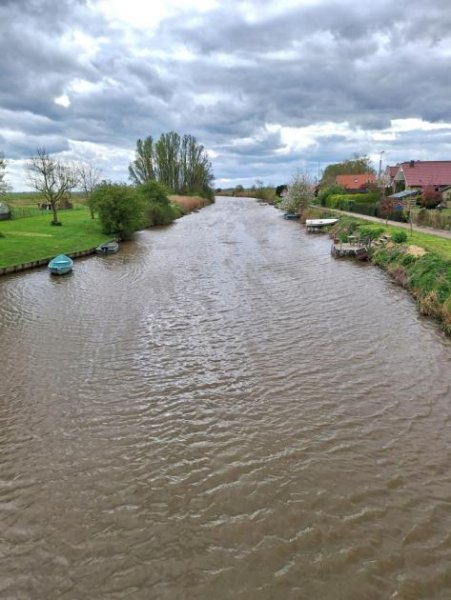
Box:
283;213;300;220
48;254;73;275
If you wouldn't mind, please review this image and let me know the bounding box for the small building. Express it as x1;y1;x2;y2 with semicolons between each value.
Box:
387;189;420;210
335;173;376;192
0;202;11;220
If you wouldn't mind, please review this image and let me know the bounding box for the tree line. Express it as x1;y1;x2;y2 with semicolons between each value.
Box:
128;132;214;199
0;131;214;238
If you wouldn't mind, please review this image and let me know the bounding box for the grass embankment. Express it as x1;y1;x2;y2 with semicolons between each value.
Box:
0;194;213;270
322;211;451;335
0;209;112;269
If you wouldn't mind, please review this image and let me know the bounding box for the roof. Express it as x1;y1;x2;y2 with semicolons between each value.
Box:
395;161;451;187
388;189;420;199
386;166;399;180
335;173;376;190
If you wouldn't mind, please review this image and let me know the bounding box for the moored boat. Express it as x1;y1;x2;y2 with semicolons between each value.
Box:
96;241;119;254
283;213;300;220
48;254;73;275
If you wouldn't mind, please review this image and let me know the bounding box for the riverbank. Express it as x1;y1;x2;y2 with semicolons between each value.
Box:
0;195;211;273
310;209;451;335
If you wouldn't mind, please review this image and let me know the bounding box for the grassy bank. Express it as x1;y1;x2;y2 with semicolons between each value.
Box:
0;195;213;270
307;207;451;261
372;247;451;334
0;208;111;269
319;210;451;335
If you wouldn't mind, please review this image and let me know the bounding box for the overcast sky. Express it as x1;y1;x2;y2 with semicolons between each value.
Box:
2;0;451;190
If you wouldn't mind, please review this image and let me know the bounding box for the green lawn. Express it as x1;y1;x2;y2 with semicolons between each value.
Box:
0;208;111;268
401;229;451;260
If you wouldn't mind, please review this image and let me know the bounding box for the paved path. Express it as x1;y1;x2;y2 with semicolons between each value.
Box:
333;209;451;240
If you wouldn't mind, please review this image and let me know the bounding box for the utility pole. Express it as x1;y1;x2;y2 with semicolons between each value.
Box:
378;150;385;178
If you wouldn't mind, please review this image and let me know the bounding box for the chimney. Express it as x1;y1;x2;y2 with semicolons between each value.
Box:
409;160;415;167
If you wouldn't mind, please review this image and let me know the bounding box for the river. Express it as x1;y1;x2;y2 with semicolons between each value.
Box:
1;197;451;599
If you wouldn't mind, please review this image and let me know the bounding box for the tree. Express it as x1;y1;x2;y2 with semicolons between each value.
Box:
77;162;102;218
27;148;79;225
89;183;144;240
129;132;214;199
155;131;181;191
0;153;7;195
280;172;314;216
178;134;214;198
404;196;416;236
321;156;375;186
379;197;396;225
275;184;288;197
129;137;155;184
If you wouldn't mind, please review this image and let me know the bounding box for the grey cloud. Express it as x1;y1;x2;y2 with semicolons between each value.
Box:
1;0;451;187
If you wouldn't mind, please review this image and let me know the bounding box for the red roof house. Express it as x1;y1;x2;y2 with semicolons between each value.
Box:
335;173;376;191
392;161;451;190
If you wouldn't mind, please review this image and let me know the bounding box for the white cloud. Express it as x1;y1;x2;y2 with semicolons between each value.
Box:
91;0;218;30
54;94;71;108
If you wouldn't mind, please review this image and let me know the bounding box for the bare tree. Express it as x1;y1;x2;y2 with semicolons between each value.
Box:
77;162;102;218
27;148;79;225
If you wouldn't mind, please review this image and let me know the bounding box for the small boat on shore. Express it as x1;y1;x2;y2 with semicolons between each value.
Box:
48;254;73;275
96;241;119;254
283;213;300;220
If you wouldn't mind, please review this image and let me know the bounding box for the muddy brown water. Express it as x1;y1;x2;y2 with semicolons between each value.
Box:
1;197;451;599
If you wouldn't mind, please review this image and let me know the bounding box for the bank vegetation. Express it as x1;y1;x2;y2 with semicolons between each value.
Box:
321;211;451;335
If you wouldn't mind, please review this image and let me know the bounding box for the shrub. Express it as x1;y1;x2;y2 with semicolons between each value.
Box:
392;230;408;243
325;192;379;211
421;186;442;209
0;231;4;238
358;225;384;240
317;184;345;206
90;183;145;240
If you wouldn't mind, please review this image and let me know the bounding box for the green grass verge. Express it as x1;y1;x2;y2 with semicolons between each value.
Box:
322;211;451;334
0;208;111;269
324;213;451;261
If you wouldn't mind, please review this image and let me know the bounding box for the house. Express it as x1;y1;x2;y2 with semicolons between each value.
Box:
440;186;451;208
335;173;376;192
389;161;451;193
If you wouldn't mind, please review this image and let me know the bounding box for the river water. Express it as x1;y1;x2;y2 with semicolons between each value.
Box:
1;197;451;599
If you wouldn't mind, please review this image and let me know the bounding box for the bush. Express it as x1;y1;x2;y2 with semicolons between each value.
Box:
421;186;442;209
0;231;4;238
325;192;379;211
90;183;145;240
318;184;346;206
358;225;384;240
392;230;408;243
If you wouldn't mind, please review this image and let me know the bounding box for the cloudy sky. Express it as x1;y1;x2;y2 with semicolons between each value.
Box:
2;0;451;190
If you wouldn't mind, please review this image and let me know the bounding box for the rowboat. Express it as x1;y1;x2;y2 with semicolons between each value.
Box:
96;241;119;254
48;254;73;275
283;213;300;220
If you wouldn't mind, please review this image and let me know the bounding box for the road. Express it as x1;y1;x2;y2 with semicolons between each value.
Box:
333;209;451;240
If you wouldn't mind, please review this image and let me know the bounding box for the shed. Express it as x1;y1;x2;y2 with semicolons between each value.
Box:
0;202;11;220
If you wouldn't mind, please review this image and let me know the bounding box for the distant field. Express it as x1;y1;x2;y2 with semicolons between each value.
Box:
0;208;110;269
